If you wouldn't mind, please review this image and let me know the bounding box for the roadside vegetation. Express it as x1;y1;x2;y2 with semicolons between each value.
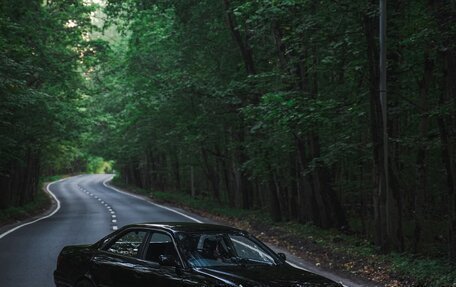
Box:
113;178;456;287
0;175;62;227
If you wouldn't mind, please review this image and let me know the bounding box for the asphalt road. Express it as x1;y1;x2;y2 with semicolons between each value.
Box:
0;174;376;287
0;174;207;287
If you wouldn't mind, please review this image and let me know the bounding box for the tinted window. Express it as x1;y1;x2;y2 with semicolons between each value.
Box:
177;232;277;267
105;230;147;258
145;231;179;264
150;232;172;243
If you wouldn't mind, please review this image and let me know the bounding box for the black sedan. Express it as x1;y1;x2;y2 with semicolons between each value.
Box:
54;222;343;287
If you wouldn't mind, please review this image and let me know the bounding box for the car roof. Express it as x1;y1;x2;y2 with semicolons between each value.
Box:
123;222;244;234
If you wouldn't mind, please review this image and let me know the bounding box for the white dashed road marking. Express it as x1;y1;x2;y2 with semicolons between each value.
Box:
78;184;118;233
102;176;202;223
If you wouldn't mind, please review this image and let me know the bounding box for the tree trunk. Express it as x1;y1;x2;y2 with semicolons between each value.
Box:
288;152;299;220
295;135;320;225
429;0;456;261
437;49;456;260
413;51;433;253
307;41;347;229
222;0;256;76
173;153;181;191
364;9;388;251
269;170;282;222
201;147;221;203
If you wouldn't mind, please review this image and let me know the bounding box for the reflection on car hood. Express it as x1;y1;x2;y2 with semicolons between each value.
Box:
194;264;341;286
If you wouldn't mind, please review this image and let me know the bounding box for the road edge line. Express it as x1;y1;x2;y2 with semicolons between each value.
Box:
0;177;65;240
102;176;202;223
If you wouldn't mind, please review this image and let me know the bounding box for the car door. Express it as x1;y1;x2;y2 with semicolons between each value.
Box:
133;230;183;287
90;229;149;287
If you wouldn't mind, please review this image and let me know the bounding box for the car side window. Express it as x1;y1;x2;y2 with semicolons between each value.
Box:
145;231;179;264
150;232;172;243
105;230;148;258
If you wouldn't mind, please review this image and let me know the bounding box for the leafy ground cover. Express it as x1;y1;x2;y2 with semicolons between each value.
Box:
112;178;456;287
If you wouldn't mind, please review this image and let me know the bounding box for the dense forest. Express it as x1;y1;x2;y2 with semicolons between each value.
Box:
0;0;103;207
1;0;455;264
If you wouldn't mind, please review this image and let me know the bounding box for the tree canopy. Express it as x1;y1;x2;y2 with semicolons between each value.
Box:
0;0;105;206
1;0;455;262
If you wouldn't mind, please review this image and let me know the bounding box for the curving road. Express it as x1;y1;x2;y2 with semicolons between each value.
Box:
0;174;206;287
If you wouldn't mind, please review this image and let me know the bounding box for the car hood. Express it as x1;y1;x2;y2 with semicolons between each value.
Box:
193;264;341;287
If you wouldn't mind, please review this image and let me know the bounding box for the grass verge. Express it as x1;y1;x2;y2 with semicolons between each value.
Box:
0;175;64;226
110;179;456;287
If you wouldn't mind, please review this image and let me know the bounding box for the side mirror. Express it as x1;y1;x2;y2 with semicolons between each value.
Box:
277;252;287;261
158;254;178;267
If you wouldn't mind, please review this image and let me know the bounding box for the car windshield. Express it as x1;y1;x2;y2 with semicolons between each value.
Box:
176;231;278;268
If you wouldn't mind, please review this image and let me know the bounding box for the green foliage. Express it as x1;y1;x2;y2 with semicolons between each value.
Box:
40;175;65;183
391;254;456;287
0;0;109;207
86;157;114;174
